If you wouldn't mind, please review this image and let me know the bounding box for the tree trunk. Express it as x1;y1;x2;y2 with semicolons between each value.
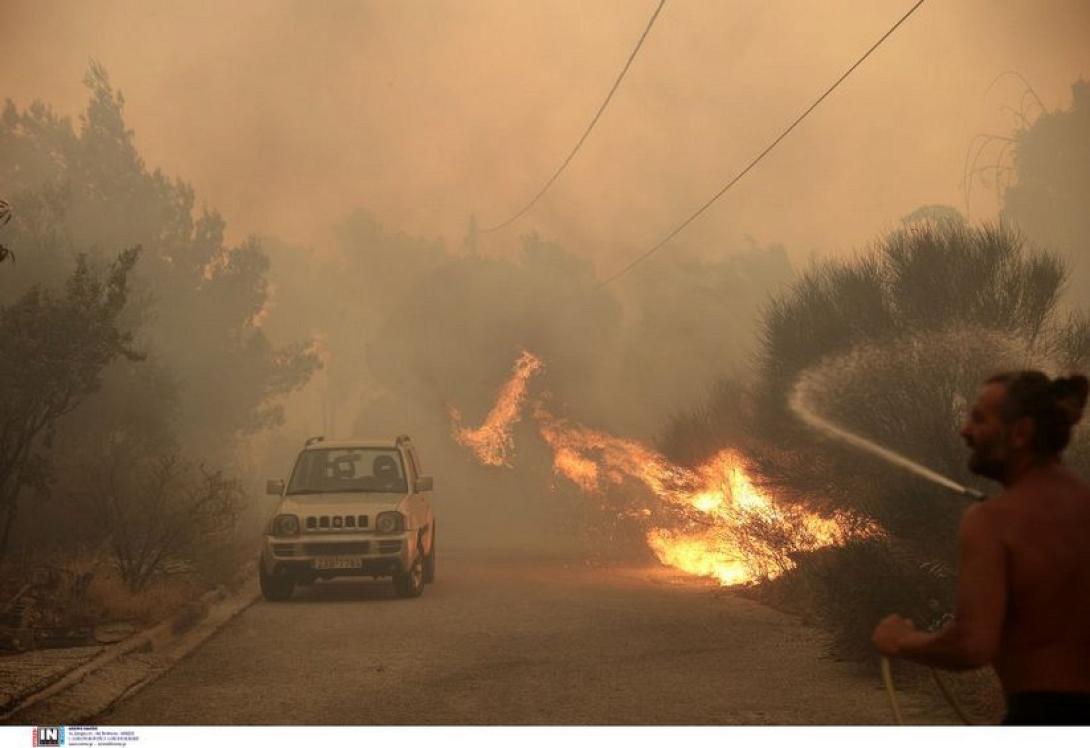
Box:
0;499;18;569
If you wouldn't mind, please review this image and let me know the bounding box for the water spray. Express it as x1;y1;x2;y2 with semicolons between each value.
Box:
790;369;981;724
789;375;986;501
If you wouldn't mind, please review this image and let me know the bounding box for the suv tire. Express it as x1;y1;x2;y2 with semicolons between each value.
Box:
423;526;436;584
393;555;425;598
259;560;295;602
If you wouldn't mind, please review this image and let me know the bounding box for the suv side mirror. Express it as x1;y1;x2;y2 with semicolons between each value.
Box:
266;478;285;496
414;476;434;493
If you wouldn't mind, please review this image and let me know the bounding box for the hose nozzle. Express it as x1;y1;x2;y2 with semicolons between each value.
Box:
960;486;986;501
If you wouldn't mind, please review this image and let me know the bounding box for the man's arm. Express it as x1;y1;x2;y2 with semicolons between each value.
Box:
878;504;1007;670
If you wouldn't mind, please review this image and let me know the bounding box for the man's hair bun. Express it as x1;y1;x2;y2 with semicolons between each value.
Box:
1051;374;1089;426
987;370;1088;455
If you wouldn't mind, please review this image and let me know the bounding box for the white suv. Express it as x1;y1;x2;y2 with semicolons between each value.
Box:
260;435;436;600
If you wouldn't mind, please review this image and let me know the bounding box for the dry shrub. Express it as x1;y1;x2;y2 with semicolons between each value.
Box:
188;522;259;588
2;551;214;631
83;568;203;626
657;377;753;467
790;327;1039;538
751;539;948;661
74;450;244;593
0;553;101;629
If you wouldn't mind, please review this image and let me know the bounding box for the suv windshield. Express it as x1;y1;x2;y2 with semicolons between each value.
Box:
287;447;407;494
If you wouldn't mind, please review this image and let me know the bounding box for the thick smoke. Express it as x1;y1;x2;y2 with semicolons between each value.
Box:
2;1;1088;554
2;1;1088;260
256;212;791;551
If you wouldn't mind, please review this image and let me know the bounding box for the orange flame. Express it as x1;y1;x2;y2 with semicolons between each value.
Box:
452;352;879;585
449;351;543;466
643;449;875;584
536;405;694;500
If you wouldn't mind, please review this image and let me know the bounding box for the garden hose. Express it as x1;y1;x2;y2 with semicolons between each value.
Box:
881;656;905;724
881;656;974;725
930;666;975;725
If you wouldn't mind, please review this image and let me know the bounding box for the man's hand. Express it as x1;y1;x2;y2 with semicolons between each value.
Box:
872;614;916;657
869;506;1005;670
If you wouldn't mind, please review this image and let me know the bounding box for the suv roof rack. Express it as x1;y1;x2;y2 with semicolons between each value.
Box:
305;435;325;447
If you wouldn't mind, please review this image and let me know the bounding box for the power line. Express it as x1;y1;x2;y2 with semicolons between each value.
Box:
482;0;667;233
596;0;927;289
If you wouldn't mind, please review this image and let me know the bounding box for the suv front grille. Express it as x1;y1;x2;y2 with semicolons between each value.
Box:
306;514;369;531
304;542;371;556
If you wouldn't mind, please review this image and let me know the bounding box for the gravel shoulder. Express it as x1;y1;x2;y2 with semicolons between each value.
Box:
3;578;259;725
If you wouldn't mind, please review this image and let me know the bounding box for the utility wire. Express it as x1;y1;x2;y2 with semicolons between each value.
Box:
596;0;927;289
482;0;667;233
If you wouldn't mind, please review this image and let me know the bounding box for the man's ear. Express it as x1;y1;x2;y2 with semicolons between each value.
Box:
1010;416;1035;450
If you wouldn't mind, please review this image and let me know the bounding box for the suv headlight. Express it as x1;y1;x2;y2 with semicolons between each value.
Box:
272;514;300;537
375;511;404;534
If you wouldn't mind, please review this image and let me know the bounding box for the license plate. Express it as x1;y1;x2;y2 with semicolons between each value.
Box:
313;556;363;570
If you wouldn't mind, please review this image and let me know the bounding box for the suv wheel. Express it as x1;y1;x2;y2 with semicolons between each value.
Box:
393;555;425;598
259;559;295;602
423;527;436;584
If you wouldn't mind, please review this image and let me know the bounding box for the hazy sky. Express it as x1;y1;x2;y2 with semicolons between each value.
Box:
3;0;1089;273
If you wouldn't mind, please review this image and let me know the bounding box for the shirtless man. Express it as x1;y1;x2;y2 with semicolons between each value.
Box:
872;370;1090;725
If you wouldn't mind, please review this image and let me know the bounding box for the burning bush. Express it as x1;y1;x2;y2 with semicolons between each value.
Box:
448;353;876;585
665;219;1090;660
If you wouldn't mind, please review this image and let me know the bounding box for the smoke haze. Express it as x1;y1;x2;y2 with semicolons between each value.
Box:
4;0;1089;267
5;5;1090;691
3;1;1090;554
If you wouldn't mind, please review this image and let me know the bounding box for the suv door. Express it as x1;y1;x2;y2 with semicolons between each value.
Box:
403;446;430;541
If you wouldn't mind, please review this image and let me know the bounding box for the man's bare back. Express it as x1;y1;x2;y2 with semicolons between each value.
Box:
988;464;1090;694
873;371;1090;724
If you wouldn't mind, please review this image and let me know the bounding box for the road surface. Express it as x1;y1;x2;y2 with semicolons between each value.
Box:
99;552;955;724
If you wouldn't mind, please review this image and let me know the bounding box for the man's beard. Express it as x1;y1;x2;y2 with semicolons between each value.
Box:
967;444;1005;481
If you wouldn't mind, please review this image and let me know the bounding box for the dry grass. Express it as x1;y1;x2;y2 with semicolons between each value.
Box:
1;552;209;629
2;520;254;636
83;570;204;626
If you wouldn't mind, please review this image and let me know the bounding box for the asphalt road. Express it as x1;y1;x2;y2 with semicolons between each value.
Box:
99;552;953;724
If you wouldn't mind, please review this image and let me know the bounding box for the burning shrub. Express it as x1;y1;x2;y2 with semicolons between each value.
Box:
656;376;756;468
735;220;1090;659
449;357;876;586
655;219;1090;663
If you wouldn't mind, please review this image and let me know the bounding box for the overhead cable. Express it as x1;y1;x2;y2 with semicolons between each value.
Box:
482;0;667;233
596;0;927;289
